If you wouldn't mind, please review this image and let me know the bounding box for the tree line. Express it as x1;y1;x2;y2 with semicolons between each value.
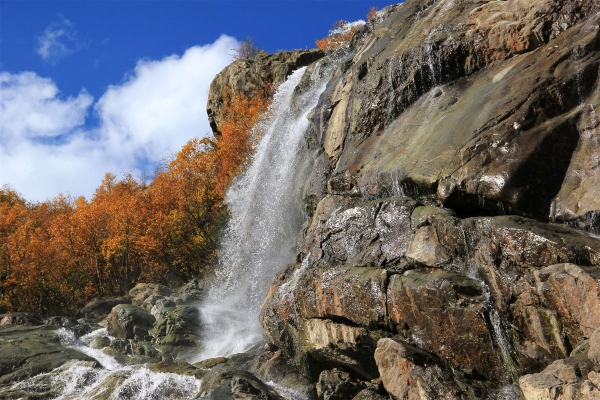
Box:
0;89;269;316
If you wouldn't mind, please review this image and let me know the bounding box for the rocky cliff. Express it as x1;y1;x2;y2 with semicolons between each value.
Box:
215;0;600;398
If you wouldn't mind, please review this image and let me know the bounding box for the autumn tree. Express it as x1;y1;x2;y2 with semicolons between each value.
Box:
214;88;270;198
367;7;379;20
0;86;271;316
231;36;265;59
315;20;362;52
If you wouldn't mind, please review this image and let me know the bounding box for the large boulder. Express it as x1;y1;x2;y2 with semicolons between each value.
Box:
106;304;155;340
149;305;202;346
76;296;130;322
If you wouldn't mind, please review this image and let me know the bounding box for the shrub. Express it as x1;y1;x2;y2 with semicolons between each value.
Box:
315;20;364;52
231;36;265;59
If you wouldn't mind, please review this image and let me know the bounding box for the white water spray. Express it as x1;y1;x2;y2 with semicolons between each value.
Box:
195;61;334;360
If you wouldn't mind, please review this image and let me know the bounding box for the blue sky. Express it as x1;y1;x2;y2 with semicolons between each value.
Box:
0;0;395;202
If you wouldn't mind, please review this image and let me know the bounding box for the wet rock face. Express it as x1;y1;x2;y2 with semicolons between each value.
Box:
314;0;600;226
262;193;600;388
0;325;96;388
257;4;600;396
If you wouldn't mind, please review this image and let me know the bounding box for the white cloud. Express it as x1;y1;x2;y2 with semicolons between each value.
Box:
1;35;237;202
0;72;92;141
36;15;85;63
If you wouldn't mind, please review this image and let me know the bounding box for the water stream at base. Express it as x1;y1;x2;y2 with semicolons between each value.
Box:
3;328;202;400
192;60;334;361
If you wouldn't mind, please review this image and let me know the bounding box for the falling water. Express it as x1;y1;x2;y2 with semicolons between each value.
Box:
194;60;334;360
459;224;519;383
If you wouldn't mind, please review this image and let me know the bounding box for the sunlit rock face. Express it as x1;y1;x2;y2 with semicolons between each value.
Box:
207;49;325;137
257;0;600;397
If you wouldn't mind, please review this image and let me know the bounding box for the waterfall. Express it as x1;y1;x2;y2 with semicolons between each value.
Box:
194;60;333;360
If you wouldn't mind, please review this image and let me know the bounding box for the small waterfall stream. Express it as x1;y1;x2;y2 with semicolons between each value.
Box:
194;60;333;361
4;328;202;399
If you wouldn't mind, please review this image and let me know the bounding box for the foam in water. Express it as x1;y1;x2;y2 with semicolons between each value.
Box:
194;60;334;361
57;328;121;370
3;328;202;399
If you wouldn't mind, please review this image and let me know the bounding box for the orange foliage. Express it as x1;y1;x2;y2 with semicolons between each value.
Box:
214;88;269;198
0;88;270;316
367;7;379;20
315;20;360;52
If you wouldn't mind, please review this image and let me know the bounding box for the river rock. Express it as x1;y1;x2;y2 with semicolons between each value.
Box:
106;304;155;340
76;296;130;322
316;368;366;400
149;305;201;346
200;368;286;400
0;325;95;386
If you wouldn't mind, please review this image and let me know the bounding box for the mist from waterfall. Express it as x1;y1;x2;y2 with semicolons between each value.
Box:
194;60;333;361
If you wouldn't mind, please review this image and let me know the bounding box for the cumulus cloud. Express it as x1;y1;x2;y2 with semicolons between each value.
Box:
36;15;86;63
1;35;237;202
0;72;92;142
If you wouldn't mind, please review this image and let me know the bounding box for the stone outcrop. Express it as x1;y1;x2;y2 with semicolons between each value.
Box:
257;0;600;398
207;49;325;136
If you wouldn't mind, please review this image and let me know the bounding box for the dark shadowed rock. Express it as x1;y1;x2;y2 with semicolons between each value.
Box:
76;296;130;322
0;312;44;326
